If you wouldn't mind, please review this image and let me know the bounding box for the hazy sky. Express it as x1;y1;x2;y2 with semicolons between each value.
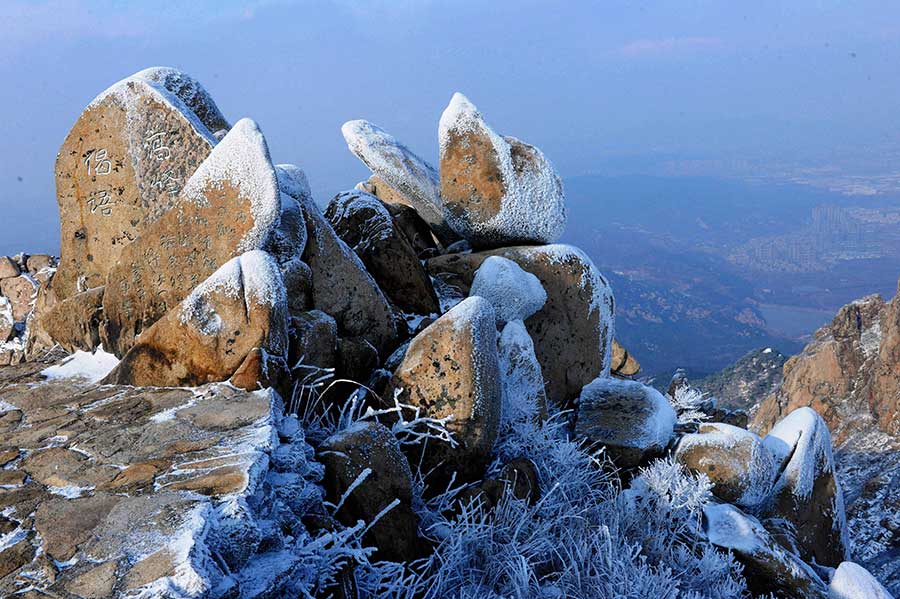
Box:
2;0;899;254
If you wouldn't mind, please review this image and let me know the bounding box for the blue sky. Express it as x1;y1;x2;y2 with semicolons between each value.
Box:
1;0;899;253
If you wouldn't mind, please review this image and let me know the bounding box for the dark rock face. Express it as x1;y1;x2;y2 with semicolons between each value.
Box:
695;347;786;412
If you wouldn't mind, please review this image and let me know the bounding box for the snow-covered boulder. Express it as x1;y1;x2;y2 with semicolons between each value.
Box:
342;120;455;244
386;296;501;482
101;118;282;358
574;378;676;468
134;66;230;133
317;421;424;562
471;256;547;325
325;190;439;315
675;422;777;508
829;561;894;599
103;251;288;388
703;503;829;599
438;92;567;247
427;244;615;409
498;320;547;426
762;407;850;567
54;68;218;301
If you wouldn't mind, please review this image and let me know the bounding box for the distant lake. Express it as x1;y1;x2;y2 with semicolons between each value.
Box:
757;303;834;340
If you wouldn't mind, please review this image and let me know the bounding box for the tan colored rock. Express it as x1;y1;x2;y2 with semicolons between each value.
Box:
1;275;37;322
386;296;501;480
34;286;105;353
427;244;615;408
325;190;439;315
65;560;118;599
318;421;423;562
761;407;849;567
0;256;20;279
25;254;54;275
229;347;290;396
675;422;776;508
703;503;829;599
342;120;455;244
574;377;676;469
101;118;282;357
299;183;397;356
611;339;640;377
438;93;567;247
103;251;288;388
54;69;218;300
0;298;13;342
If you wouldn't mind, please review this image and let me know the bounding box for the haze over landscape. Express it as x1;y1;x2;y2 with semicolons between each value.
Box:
4;0;900;376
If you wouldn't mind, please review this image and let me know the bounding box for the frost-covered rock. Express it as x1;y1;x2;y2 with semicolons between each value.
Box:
428;244;614;408
342;120;456;244
761;407;850;567
611;339;641;377
471;256;546;325
387;296;501;481
829;561;894;599
325;190;439;315
574;377;676;468
102;118;282;357
498;320;547;426
675;422;776;508
103;251;288;387
298;185;397;356
54;68;218;300
135;66;230;133
317;421;424;562
703;503;829;599
438;93;567;247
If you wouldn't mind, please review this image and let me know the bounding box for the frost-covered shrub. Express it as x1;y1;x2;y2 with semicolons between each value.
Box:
669;384;711;426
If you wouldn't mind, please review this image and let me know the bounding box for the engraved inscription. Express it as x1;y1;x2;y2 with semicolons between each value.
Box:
86;189;115;216
84;148;112;176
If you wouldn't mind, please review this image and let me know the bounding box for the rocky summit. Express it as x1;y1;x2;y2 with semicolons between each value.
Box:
0;67;893;598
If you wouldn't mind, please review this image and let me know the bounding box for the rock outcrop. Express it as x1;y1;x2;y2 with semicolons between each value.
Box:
438;93;566;247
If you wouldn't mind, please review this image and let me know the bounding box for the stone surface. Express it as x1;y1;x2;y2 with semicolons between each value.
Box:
0;298;13;342
574;377;676;469
104;251;288;388
675;422;776;508
470;256;546;325
829;561;893;599
761;407;850;568
54;68;217;300
0;256;20;279
299;183;397;356
611;339;641;377
386;296;501;481
25;254;55;275
438;93;567;247
384;201;440;258
325;190;439;315
0;357;327;598
498;320;547;426
1;275;37;322
34;286;105;353
342;120;454;244
317;421;423;562
427;244;615;408
703;503;829;599
134;66;230;134
101;118;282;357
288;310;338;372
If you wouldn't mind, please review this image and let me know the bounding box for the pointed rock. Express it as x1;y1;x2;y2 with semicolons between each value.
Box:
498;320;547;425
428;244;615;408
575;377;676;468
103;250;288;387
386;296;501;481
342;120;455;244
54;69;218;300
101;119;282;357
438;93;567;247
325;190;439;315
676;422;777;508
761;407;850;567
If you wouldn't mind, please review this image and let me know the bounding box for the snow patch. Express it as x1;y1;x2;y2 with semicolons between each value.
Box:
41;348;119;383
829;561;894;599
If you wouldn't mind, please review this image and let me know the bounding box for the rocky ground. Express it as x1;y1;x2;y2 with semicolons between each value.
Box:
0;66;893;598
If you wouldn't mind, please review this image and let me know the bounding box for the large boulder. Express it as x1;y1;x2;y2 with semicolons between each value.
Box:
761;407;849;568
1;275;37;322
134;66;230;134
54;68;218;300
438;93;566;247
298;184;397;357
675;422;777;508
470;256;546;325
101;118;282;357
574;377;675;469
703;503;829;599
427;244;614;408
33;286;106;354
385;296;501;481
317;422;423;562
325;190;439;315
341;120;455;244
828;561;894;599
103;251;288;388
